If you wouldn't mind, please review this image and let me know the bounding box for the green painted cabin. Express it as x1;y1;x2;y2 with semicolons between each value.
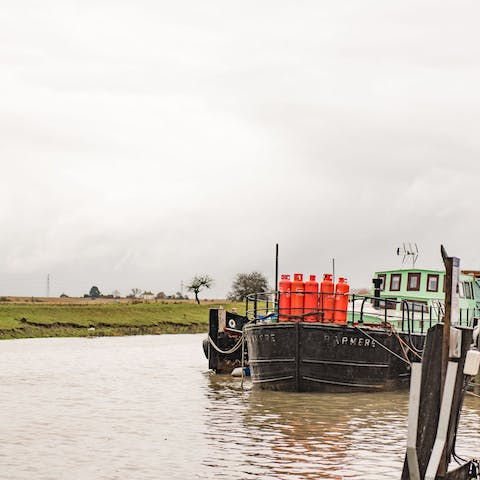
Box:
370;268;480;328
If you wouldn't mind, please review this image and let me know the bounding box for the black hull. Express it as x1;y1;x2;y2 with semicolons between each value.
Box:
204;309;249;374
204;333;244;373
245;322;425;392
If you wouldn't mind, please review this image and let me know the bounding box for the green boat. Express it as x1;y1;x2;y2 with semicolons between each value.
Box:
242;267;480;392
360;268;480;332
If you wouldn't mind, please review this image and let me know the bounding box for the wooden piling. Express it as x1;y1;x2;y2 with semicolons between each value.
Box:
402;246;473;479
401;325;472;479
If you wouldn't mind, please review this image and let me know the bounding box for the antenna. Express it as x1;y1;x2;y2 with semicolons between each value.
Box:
396;243;419;268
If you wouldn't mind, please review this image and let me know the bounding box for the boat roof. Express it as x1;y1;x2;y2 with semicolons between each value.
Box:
374;268;477;280
461;270;480;278
375;268;443;275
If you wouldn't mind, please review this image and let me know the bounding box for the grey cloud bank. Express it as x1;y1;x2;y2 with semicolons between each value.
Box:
1;1;480;297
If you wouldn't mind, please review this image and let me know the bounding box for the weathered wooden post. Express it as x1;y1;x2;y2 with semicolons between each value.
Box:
401;247;476;480
440;245;460;395
438;246;461;477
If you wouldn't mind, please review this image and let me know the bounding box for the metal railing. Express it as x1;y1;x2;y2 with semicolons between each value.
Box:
245;291;479;335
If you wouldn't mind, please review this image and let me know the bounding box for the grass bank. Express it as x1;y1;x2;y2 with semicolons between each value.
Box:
0;300;245;340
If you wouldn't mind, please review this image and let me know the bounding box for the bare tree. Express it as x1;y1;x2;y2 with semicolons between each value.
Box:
186;275;213;304
130;288;142;298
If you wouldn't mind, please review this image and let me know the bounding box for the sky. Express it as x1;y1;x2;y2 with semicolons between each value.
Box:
1;0;480;298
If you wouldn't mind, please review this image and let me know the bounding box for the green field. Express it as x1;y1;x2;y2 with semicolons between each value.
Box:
0;300;245;340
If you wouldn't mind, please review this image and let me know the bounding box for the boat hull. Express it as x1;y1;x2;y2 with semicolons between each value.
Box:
204;309;250;373
245;322;424;392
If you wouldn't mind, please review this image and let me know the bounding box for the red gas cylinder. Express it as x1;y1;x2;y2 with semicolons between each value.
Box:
333;277;350;324
304;274;319;322
320;273;335;322
290;273;305;320
278;274;292;322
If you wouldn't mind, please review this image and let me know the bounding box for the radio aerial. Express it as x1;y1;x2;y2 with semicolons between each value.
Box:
397;242;419;268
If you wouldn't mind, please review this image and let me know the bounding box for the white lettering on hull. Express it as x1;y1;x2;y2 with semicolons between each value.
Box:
252;333;276;343
323;334;376;348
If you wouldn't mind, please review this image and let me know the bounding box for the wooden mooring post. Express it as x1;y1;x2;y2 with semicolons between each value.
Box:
401;247;479;480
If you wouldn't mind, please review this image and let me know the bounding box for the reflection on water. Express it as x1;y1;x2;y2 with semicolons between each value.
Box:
203;369;480;480
1;334;479;480
203;375;409;479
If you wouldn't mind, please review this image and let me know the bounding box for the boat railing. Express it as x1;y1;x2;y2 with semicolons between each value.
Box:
352;294;477;333
245;291;277;321
245;291;479;334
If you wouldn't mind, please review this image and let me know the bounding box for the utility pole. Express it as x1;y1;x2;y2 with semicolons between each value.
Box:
46;274;50;298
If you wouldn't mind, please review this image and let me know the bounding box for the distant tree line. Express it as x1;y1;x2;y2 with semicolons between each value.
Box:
81;271;268;302
83;286;188;300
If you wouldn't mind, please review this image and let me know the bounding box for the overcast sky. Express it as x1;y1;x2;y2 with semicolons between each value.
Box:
1;1;480;298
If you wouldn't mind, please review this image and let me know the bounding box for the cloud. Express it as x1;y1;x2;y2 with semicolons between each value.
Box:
1;0;480;297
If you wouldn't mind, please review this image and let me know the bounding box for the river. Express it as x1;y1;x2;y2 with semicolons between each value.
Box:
1;334;479;479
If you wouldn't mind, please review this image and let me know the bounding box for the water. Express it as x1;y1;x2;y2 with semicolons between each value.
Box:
1;334;479;479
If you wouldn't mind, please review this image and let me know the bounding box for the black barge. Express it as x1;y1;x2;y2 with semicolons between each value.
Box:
204;268;477;392
245;321;422;392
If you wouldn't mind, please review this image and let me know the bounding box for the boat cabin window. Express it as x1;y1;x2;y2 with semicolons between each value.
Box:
427;274;439;292
390;274;401;291
464;282;473;299
378;298;397;310
407;273;421;291
404;300;428;313
378;274;386;291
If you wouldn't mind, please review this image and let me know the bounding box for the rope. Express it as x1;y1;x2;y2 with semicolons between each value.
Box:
391;326;423;361
354;326;412;365
366;321;422;363
467;390;480;399
396;332;411;364
208;334;244;355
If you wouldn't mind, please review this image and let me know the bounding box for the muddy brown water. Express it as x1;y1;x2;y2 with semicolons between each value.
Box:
1;334;479;479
